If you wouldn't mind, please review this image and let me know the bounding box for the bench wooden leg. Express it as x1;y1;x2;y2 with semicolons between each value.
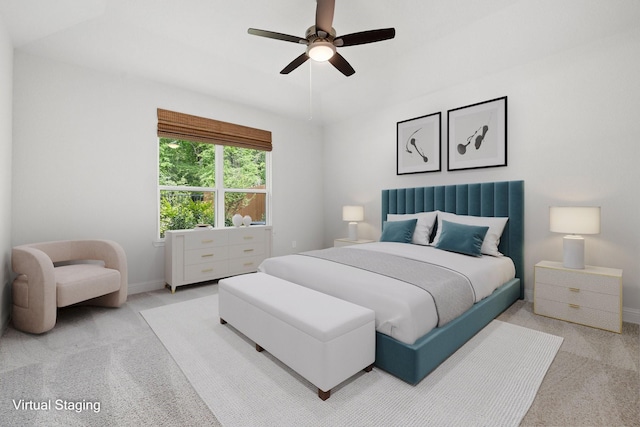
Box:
256;343;264;352
318;389;330;401
364;364;373;372
220;318;227;324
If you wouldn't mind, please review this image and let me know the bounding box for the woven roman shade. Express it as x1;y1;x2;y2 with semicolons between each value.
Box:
157;109;272;151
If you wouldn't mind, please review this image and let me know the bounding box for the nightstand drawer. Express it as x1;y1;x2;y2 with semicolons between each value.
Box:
535;267;620;295
334;238;375;247
535;282;619;313
535;297;621;333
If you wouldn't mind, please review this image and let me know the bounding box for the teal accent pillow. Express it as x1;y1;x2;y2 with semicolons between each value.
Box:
380;219;418;243
435;220;489;257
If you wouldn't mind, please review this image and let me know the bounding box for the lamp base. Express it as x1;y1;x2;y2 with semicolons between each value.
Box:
348;222;358;241
563;235;585;269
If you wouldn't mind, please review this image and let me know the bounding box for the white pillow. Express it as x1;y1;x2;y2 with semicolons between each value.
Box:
387;211;438;245
431;211;508;256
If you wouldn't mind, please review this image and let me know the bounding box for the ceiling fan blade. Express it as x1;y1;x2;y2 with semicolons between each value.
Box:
315;0;335;34
280;53;310;74
248;28;307;44
334;28;396;47
328;52;355;77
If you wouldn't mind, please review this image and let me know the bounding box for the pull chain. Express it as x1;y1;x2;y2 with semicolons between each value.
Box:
309;61;313;121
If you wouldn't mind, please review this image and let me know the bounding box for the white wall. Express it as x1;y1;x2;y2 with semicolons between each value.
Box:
0;16;13;333
12;52;325;294
323;28;640;322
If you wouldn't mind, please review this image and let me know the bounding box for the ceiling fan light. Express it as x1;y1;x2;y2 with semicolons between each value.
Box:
307;41;335;62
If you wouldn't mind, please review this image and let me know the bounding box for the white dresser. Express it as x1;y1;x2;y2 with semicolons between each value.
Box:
534;260;622;333
164;226;272;293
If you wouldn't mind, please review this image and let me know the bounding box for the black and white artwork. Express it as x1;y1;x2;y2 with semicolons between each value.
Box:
396;112;441;175
447;96;507;171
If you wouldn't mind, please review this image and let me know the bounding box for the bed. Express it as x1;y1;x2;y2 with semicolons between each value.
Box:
260;180;524;384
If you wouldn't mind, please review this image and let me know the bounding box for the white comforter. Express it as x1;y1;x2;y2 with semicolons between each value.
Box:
258;242;515;345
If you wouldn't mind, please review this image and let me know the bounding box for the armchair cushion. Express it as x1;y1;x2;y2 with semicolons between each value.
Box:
55;264;121;307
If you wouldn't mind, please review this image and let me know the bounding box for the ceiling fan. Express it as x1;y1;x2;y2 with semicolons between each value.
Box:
248;0;395;77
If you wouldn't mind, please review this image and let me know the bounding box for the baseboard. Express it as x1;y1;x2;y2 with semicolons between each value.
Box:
127;279;166;295
623;306;640;325
524;288;534;302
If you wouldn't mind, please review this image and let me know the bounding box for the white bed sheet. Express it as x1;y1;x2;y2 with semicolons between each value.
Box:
258;242;515;345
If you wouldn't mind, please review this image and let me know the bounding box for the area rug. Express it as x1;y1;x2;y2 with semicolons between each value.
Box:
141;295;563;427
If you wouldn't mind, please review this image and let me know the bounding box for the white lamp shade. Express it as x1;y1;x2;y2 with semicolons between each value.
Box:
307;41;336;62
549;206;600;235
342;205;364;222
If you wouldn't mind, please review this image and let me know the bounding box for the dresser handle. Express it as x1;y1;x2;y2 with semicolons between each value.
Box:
201;239;214;244
569;303;580;309
201;254;214;258
201;268;213;273
243;236;254;240
243;262;254;267
243;249;254;253
569;287;580;292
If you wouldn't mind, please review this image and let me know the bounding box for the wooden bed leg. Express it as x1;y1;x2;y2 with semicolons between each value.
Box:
255;343;264;352
220;318;227;324
318;389;330;401
363;364;373;372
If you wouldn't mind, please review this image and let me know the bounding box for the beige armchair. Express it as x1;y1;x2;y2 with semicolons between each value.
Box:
11;239;128;334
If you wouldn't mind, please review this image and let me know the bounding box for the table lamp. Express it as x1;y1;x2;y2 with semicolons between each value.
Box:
549;206;600;269
342;205;364;241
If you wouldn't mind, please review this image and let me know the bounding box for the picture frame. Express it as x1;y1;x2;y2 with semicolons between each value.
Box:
447;96;507;171
396;112;441;175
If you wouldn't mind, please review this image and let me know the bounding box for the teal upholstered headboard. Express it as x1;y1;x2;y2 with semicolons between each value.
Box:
381;180;524;289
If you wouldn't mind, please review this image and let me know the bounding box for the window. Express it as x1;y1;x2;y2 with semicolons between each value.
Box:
157;110;271;237
222;145;267;226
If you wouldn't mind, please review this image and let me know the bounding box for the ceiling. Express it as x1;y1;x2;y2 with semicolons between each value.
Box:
1;0;639;124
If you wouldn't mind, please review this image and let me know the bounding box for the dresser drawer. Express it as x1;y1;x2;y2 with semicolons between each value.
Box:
535;297;621;333
185;261;228;282
228;242;265;259
535;267;620;295
184;247;229;266
184;232;228;250
228;228;265;245
535;282;619;313
228;256;264;275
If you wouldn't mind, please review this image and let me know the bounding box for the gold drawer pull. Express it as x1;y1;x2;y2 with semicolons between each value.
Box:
243;236;254;240
569;303;580;309
201;268;213;273
569;287;580;292
243;262;254;267
201;239;214;244
201;254;214;258
243;249;254;253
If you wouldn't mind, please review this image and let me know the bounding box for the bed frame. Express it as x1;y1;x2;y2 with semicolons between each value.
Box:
377;180;524;384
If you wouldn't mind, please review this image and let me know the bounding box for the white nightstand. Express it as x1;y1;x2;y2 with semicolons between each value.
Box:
534;260;622;333
334;238;375;247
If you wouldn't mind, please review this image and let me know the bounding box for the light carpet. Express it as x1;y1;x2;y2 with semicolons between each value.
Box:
141;295;563;427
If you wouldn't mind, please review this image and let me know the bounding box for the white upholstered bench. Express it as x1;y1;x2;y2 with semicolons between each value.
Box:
218;272;375;400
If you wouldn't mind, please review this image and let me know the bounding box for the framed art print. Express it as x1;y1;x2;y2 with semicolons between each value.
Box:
397;112;441;175
447;96;507;171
